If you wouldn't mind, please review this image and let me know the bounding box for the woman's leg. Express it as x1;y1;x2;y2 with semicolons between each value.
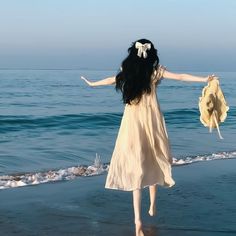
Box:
133;189;144;236
148;184;157;216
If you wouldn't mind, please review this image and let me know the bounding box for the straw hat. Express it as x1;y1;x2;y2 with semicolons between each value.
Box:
199;78;229;139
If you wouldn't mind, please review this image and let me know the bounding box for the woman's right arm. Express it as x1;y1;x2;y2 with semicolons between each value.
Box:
163;70;217;83
81;76;116;87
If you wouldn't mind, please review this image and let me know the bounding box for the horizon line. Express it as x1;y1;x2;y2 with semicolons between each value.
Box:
0;68;235;73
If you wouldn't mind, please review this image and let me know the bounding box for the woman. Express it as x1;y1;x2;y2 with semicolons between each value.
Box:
81;39;215;236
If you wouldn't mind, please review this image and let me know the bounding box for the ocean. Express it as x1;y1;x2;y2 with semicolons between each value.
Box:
0;69;235;188
0;69;236;236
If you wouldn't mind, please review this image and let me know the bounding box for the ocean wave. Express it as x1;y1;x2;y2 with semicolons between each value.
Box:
0;106;235;132
0;154;108;190
172;151;236;165
1;151;236;190
0;113;122;132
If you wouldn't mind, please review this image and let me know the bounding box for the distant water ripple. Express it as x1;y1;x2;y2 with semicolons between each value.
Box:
0;106;235;133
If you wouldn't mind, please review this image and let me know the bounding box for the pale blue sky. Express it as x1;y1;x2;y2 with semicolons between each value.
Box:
0;0;235;71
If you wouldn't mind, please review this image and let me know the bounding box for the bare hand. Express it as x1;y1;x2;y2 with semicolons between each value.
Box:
81;76;94;86
207;74;219;82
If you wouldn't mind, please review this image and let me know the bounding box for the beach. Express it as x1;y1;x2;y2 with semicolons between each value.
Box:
1;158;236;236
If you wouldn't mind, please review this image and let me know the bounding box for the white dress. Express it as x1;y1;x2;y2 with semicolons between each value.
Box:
105;65;175;191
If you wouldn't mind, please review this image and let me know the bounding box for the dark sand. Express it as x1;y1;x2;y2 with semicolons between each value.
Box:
1;159;236;236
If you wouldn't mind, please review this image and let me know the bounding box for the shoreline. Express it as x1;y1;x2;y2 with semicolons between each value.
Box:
1;150;235;190
0;159;236;236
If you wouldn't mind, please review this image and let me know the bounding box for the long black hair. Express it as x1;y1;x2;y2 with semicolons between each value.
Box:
115;39;159;104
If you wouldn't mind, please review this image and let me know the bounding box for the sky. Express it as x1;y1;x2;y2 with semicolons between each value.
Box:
0;0;235;71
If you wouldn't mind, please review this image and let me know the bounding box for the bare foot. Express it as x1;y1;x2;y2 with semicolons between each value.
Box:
148;204;156;216
135;221;144;236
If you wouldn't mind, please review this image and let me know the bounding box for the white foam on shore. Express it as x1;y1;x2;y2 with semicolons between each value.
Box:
0;154;107;190
1;151;236;190
172;151;236;166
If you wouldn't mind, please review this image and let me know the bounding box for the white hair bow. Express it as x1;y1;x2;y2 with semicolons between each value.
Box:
135;42;151;58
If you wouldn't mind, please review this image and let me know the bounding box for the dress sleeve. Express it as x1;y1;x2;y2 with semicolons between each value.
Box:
153;65;166;85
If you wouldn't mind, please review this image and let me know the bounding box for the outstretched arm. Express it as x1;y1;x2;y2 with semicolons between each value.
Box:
81;76;116;87
163;70;217;83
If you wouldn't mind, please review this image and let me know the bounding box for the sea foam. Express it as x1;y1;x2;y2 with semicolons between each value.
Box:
0;151;236;190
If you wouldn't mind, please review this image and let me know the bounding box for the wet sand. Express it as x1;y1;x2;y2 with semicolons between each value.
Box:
0;159;236;236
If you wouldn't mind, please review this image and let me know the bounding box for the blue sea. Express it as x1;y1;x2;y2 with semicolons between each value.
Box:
0;69;235;189
0;69;236;236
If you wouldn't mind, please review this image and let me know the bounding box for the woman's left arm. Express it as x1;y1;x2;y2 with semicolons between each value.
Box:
163;70;217;83
81;76;116;87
